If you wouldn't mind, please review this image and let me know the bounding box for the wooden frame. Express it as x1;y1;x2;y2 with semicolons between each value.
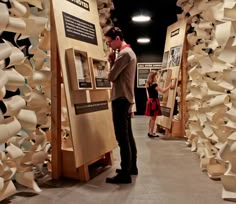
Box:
66;48;93;90
89;57;111;89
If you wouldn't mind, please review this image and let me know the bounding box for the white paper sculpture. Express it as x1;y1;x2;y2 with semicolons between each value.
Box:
178;0;236;201
218;132;236;201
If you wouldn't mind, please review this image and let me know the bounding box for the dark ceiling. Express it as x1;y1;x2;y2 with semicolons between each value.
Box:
111;0;182;57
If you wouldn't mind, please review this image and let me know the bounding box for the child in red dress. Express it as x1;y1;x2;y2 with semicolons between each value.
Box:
145;71;174;137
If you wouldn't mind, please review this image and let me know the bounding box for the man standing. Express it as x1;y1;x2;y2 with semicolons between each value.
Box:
104;27;138;184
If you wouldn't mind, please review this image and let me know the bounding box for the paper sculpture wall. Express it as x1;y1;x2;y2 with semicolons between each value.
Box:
177;0;236;201
0;0;51;201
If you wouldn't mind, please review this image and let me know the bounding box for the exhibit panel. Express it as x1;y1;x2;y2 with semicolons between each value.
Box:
136;62;162;88
51;0;117;171
156;19;187;130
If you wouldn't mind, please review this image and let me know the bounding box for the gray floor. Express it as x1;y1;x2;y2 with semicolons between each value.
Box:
3;116;231;204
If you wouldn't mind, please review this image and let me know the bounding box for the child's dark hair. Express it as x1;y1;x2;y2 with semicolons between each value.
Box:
104;27;124;40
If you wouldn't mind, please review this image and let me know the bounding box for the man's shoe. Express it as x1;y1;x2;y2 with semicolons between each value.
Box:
116;168;138;175
148;133;159;138
106;174;132;184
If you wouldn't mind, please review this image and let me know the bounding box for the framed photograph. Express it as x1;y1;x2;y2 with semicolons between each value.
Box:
168;45;182;67
66;48;93;90
90;58;111;89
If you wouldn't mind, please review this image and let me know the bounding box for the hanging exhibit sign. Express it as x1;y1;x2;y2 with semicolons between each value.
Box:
66;0;90;10
156;19;187;129
137;62;162;88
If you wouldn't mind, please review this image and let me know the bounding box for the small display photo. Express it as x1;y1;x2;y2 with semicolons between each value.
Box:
162;51;169;68
168;45;182;67
91;58;111;89
66;48;93;90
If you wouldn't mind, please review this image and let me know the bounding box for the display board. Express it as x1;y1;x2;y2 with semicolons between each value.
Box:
137;62;162;88
51;0;117;168
156;19;187;129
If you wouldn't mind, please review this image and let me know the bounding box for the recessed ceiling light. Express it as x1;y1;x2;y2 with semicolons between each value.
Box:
137;38;150;44
132;15;151;22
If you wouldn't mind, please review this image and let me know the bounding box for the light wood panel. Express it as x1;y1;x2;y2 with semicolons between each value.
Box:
157;19;187;130
51;0;117;169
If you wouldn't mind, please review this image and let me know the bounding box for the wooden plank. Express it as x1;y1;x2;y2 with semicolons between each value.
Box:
50;0;62;180
180;36;188;137
170;119;183;137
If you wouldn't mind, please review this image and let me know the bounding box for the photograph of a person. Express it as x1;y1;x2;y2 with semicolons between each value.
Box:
74;51;92;89
168;45;182;67
91;58;111;89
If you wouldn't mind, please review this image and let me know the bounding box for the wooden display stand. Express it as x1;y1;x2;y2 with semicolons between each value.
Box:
157;19;187;138
50;0;117;181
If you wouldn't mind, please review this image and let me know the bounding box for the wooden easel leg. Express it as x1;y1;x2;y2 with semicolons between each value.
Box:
78;165;90;182
165;129;171;137
156;124;160;133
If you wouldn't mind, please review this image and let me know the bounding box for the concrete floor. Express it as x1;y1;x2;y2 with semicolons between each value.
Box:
3;116;231;204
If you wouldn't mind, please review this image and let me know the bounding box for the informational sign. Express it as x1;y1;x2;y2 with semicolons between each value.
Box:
137;62;162;88
74;101;108;114
63;12;98;45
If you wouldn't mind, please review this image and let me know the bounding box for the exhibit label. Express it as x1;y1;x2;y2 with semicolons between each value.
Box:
74;101;109;114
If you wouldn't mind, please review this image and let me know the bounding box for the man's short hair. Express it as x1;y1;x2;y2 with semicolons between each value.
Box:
104;26;124;40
